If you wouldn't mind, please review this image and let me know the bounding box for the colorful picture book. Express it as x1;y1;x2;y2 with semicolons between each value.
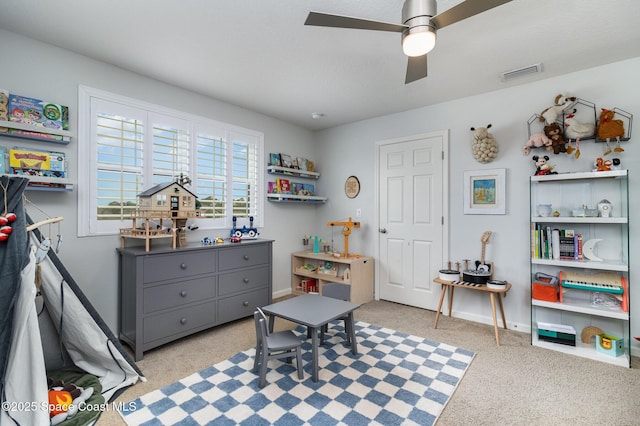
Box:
269;152;314;172
293;183;315;196
276;178;291;194
9;147;67;178
269;153;281;166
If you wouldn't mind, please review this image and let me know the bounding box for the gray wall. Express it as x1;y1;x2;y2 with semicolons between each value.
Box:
0;29;318;330
314;57;640;343
3;28;640;352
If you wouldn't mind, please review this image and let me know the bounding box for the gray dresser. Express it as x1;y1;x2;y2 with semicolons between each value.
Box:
117;239;273;360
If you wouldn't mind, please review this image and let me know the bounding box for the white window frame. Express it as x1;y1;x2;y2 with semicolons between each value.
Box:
78;85;264;237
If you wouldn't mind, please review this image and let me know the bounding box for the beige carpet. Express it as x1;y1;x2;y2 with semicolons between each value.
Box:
98;300;640;425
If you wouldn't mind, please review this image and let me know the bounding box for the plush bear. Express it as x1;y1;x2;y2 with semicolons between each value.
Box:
532;155;557;176
523;132;553;155
544;122;566;154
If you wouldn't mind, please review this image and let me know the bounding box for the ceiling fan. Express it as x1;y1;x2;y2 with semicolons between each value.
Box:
304;0;512;84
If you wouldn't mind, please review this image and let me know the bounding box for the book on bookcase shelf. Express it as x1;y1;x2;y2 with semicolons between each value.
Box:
532;224;582;260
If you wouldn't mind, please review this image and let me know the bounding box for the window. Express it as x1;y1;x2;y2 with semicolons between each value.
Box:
78;86;263;236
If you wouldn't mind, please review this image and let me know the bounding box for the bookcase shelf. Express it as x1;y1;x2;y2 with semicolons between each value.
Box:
529;170;630;367
291;251;374;304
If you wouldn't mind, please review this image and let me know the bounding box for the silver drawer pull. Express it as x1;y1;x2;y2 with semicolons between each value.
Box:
180;290;187;297
243;255;249;260
243;301;249;307
243;278;249;283
180;263;187;269
180;317;187;325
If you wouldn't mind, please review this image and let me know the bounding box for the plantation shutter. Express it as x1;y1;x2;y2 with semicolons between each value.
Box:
90;98;146;235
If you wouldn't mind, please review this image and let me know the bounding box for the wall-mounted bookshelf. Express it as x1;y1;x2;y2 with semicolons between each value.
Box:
0;119;71;144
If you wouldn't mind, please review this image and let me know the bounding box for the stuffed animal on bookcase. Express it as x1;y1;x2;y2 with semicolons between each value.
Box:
532;155;557;176
597;108;626;155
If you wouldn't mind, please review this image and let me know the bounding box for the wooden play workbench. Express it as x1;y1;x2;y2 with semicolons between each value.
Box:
433;277;511;346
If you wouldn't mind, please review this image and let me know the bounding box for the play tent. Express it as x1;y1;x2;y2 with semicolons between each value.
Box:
0;176;144;425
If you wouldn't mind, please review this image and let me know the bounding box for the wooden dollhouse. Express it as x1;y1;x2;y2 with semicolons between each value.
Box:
119;181;203;251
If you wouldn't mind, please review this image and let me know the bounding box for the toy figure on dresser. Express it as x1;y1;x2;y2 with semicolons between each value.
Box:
230;215;259;239
564;112;595;159
523;132;552;155
544;122;567;154
532;155;557;176
597;108;626;155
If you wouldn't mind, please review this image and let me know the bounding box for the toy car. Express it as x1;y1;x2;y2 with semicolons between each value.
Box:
230;216;259;239
229;236;242;243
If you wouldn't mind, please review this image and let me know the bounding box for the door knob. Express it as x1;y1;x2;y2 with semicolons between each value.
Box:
379;228;387;234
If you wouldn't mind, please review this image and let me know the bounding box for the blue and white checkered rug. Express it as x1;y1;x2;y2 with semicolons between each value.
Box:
118;321;474;425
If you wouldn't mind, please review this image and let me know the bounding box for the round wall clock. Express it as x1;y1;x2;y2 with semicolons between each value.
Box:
345;176;360;198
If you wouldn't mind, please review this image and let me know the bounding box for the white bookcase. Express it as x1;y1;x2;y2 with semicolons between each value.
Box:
529;170;630;367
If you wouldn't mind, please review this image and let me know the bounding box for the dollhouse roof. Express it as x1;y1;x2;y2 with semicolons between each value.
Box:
137;182;197;198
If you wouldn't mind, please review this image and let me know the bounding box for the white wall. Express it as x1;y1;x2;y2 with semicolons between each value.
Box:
314;57;640;341
0;29;318;331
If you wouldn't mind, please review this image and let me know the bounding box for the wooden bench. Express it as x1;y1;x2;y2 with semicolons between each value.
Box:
433;277;511;346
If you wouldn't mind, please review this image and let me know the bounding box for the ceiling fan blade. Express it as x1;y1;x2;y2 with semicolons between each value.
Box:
405;55;428;84
305;11;406;32
431;0;512;29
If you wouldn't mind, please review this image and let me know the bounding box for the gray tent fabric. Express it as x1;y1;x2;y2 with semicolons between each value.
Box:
0;176;145;425
0;175;30;399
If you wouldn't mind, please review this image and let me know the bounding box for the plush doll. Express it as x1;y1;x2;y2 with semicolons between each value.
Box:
544;122;567;155
470;124;498;163
595;157;613;172
523;132;552;155
538;93;577;125
597;108;625;155
532;155;557;176
564;112;594;159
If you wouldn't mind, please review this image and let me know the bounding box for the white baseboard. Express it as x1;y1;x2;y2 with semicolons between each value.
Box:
272;288;292;300
450;310;531;335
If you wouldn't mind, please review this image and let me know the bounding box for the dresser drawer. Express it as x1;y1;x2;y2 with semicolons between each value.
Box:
143;277;216;314
219;244;270;271
218;288;269;323
218;266;269;296
143;251;216;283
143;301;216;344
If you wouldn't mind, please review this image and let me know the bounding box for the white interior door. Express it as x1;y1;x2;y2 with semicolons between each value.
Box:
377;131;448;310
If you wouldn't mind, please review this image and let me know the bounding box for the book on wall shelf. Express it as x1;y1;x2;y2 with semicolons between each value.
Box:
269;152;281;167
3;147;74;191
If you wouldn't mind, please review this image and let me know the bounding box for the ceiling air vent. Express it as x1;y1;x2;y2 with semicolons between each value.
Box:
501;63;543;81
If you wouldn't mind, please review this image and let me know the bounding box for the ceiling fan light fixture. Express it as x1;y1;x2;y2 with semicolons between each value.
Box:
402;27;436;57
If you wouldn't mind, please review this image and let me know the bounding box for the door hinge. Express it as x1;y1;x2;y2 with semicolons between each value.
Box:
441;216;444;225
441;150;444;160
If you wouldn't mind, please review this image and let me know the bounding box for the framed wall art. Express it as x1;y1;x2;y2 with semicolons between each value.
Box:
344;175;360;198
463;168;506;215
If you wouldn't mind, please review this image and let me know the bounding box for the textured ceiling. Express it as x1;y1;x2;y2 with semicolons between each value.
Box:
1;0;639;130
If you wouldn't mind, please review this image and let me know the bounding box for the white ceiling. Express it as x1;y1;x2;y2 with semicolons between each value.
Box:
1;0;639;131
